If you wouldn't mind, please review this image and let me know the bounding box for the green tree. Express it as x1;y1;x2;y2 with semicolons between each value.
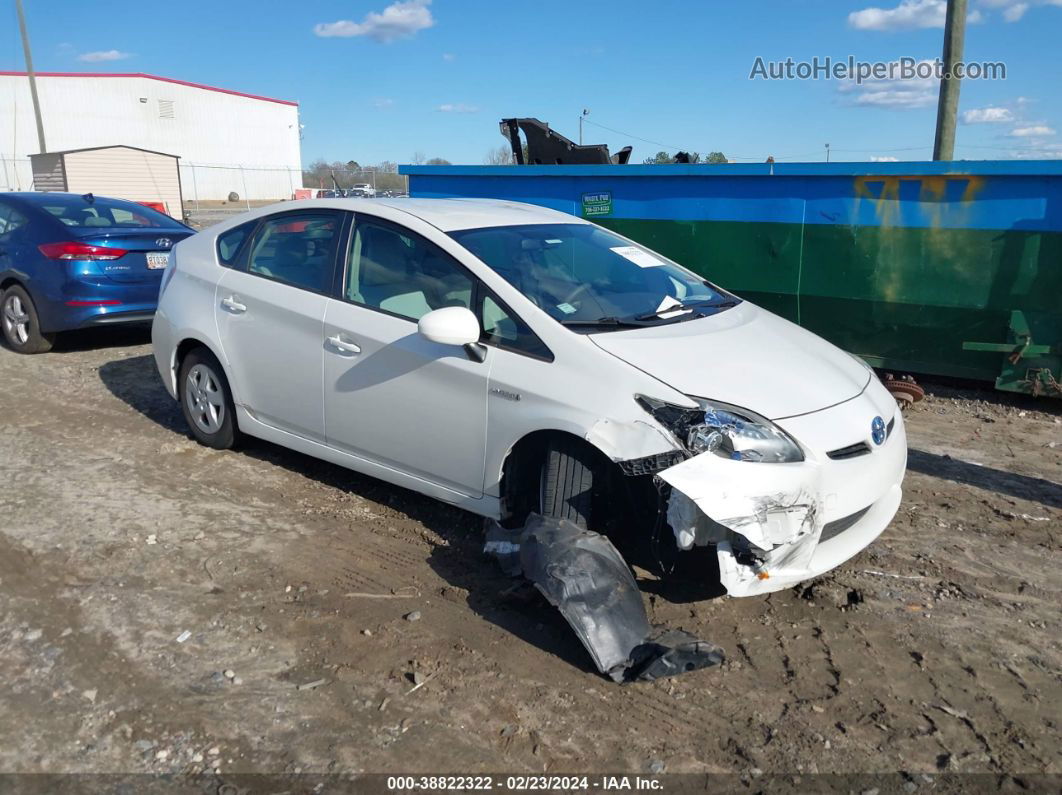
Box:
642;150;675;164
706;151;728;164
641;150;703;164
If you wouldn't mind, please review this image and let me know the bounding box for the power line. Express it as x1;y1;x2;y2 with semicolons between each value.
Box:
581;119;690;154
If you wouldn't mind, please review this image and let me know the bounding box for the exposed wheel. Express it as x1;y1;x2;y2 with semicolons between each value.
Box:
178;347;237;449
539;437;597;529
1;285;55;354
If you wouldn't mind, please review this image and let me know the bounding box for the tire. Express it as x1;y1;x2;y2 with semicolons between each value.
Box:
178;347;237;449
1;285;55;354
539;437;597;529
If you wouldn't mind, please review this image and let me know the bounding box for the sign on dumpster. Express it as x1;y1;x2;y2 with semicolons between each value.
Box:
581;191;612;217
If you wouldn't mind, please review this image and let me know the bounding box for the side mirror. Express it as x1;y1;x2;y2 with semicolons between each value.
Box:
418;306;481;347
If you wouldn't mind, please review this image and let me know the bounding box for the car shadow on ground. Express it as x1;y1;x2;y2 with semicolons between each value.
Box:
98;353;186;434
54;324;154;353
0;323;154;355
907;448;1062;509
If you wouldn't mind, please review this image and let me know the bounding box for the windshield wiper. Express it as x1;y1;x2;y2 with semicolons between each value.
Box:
559;316;644;328
633;299;739;322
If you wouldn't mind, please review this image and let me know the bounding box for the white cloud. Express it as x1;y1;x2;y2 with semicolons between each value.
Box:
977;0;1062;22
77;49;132;62
1009;124;1056;136
437;103;479;113
442;52;456;62
836;59;938;109
1004;2;1029;19
849;0;946;30
870;155;901;161
1011;143;1062;158
314;0;434;42
374;98;395;109
961;106;1014;124
849;0;986;29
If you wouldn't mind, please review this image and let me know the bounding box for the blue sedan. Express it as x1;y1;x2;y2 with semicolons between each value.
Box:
0;192;194;353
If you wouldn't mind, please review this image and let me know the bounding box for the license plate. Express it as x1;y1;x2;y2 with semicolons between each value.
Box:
146;252;170;270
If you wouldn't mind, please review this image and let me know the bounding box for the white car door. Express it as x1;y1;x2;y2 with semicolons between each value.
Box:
215;211;344;442
322;214;490;497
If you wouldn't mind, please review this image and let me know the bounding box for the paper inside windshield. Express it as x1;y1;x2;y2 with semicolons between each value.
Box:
611;246;663;268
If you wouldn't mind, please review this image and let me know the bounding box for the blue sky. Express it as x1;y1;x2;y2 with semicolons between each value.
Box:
2;0;1061;165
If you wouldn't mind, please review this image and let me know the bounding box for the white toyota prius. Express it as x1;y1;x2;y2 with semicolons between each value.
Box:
152;198;906;596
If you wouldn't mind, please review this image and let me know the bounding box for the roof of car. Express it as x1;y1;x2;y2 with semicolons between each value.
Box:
298;197;584;232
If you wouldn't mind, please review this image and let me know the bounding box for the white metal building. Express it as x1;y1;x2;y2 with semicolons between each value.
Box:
0;72;302;201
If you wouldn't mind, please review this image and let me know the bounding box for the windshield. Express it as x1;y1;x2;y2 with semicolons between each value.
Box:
449;223;738;329
33;194;185;229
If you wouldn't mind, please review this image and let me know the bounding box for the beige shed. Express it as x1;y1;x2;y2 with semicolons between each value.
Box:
30;145;184;219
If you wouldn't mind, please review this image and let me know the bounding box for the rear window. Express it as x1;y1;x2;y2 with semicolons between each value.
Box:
34;195;184;229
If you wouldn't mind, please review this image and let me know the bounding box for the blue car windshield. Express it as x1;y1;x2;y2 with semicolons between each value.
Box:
31;194;185;229
449;223;738;328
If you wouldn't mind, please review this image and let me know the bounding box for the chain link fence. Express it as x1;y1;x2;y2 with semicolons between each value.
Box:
1;156;411;229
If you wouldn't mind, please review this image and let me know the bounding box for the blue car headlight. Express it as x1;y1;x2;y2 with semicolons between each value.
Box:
637;396;804;463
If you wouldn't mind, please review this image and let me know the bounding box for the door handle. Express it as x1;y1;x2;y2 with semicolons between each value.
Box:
221;295;247;313
326;334;361;355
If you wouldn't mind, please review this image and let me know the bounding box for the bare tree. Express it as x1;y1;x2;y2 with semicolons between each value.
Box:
484;145;514;165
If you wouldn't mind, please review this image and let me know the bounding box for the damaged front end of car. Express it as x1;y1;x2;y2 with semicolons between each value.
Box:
633;391;903;597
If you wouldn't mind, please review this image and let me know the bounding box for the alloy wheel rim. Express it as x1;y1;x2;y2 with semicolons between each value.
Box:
2;295;30;345
185;363;226;434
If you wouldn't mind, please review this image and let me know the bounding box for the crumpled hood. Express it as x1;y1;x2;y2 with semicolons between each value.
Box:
590;301;870;420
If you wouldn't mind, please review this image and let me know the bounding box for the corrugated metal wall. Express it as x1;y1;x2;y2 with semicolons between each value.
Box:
30;153;66;191
61;147;182;217
0;74;301;200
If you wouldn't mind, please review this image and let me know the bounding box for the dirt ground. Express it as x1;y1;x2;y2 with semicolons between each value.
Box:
0;326;1059;789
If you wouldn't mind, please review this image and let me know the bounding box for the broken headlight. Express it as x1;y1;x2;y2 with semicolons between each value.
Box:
637;396;804;463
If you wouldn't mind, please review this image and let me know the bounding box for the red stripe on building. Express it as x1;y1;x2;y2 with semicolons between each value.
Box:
0;71;298;107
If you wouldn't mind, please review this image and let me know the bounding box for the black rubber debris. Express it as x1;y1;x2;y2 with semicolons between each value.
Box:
484;514;724;682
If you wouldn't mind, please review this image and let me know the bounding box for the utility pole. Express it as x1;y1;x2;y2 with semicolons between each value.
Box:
933;0;967;160
579;108;589;145
825;143;830;162
15;0;47;154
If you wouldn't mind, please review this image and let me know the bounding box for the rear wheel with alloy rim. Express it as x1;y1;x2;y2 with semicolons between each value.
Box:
1;285;55;354
178;347;237;449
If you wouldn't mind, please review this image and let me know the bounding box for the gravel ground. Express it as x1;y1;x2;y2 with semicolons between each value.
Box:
0;327;1059;790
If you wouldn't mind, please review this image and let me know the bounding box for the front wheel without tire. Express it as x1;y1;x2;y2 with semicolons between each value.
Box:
1;285;55;353
178;348;237;449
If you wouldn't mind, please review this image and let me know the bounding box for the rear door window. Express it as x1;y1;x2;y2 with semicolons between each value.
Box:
246;212;341;294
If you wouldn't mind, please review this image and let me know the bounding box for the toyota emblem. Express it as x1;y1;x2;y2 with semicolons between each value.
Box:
871;416;886;446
